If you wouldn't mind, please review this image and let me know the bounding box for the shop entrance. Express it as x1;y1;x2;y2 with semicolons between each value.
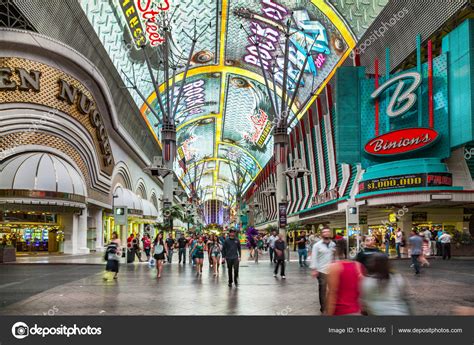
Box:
0;211;63;253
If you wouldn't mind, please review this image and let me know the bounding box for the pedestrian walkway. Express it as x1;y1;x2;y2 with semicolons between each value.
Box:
0;252;473;316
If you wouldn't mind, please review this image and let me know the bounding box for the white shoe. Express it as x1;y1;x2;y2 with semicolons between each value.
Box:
282;276;286;279
273;274;277;277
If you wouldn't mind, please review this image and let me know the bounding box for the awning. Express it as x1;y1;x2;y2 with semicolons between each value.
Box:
0;152;87;206
142;199;159;220
113;186;143;215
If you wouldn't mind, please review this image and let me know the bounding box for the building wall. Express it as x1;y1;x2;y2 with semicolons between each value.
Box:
0;29;163;254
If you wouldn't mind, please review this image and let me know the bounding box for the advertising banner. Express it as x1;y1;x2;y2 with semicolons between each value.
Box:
358;172;452;193
278;202;287;228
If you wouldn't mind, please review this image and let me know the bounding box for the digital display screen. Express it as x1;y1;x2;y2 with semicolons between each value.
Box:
79;0;387;201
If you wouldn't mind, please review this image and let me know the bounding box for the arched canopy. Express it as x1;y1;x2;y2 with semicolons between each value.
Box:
0;152;87;205
80;0;388;201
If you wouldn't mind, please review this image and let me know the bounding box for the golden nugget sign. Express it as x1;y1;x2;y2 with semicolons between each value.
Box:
0;63;113;167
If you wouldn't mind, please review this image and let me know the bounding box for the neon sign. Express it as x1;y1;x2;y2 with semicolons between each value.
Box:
364;128;439;156
118;0;170;47
136;0;170;46
118;0;147;48
371;71;422;118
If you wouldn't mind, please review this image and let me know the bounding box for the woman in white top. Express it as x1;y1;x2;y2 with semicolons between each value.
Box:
361;253;411;315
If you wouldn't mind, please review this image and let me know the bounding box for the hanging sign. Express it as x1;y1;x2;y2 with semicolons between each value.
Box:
278;203;287;228
364;127;439;156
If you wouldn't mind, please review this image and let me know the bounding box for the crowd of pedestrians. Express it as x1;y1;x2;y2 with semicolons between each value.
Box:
103;225;459;315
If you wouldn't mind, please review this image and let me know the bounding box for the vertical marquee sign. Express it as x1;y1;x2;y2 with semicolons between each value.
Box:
118;0;170;48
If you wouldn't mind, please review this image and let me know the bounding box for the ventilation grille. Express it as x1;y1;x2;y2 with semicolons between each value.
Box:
344;0;469;73
0;0;35;31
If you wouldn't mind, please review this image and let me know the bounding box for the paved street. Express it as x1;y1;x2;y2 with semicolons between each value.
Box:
0;252;473;316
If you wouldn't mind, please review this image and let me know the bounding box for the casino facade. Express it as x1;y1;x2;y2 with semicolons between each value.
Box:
0;28;170;254
246;2;474;253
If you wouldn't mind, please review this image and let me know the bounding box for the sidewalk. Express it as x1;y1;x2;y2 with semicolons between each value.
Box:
11;252;105;265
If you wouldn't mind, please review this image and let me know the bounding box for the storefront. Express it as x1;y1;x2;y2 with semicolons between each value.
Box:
111;186;159;243
333;20;474;246
0;211;62;253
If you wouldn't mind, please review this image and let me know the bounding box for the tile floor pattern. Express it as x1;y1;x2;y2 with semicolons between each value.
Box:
0;252;473;316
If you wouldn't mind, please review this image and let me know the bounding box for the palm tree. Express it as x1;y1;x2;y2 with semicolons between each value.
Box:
182;213;195;233
162;205;185;230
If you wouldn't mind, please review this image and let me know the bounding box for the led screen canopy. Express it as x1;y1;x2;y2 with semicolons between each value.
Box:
80;0;388;201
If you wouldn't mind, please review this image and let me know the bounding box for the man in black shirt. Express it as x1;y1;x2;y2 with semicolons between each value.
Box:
177;233;188;264
296;231;308;267
356;235;381;270
222;229;241;287
165;233;175;264
273;234;286;278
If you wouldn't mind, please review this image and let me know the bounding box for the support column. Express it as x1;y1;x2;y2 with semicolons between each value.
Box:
397;215;412;258
397;215;412;238
78;208;90;254
162;125;176;205
274;127;288;246
248;203;255;227
94;209;104;250
62;213;77;254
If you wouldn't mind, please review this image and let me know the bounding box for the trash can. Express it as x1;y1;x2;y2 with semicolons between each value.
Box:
127;248;135;263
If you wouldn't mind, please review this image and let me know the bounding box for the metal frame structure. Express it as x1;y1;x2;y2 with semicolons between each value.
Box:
242;16;315;239
123;6;210;209
0;0;36;31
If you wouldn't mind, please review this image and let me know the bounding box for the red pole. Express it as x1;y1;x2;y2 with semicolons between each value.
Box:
354;51;361;67
374;59;379;136
428;40;434;128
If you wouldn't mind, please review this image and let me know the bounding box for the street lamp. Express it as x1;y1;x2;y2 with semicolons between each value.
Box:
262;182;276;197
144;156;172;178
123;11;210;208
238;16;316;249
283;159;311;179
173;182;185;197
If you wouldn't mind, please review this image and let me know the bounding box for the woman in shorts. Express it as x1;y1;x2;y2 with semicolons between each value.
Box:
210;235;222;276
152;232;167;278
191;236;205;275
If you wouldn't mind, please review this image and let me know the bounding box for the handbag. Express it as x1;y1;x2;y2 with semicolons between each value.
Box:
108;252;121;261
148;258;156;268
